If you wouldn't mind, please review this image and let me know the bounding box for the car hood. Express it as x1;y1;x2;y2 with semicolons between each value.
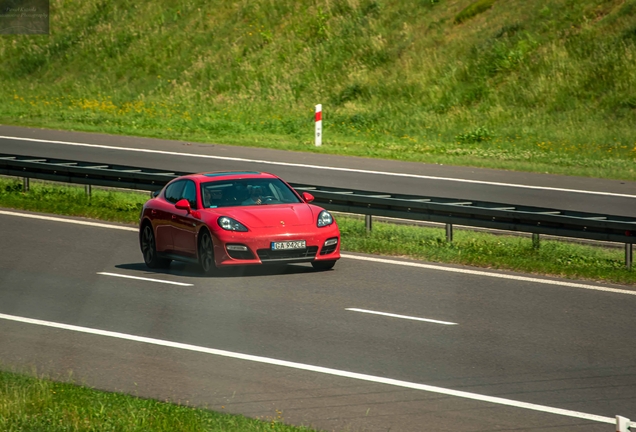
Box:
211;204;316;228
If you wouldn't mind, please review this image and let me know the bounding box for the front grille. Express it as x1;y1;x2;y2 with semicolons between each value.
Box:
257;246;319;262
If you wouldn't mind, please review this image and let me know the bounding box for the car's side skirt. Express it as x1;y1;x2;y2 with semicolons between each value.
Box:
157;252;199;264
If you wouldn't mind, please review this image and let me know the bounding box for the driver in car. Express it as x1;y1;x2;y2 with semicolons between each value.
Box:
243;186;263;205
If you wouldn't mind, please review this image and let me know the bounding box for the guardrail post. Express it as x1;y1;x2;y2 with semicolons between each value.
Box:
365;215;372;233
616;415;631;432
532;233;540;249
626;244;633;270
85;184;91;198
22;177;29;192
446;223;453;243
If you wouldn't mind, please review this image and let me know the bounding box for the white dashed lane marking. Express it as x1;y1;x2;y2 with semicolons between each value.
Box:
346;308;458;325
97;272;194;286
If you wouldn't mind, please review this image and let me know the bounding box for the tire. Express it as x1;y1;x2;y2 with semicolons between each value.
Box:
141;224;171;269
198;230;218;275
311;260;336;271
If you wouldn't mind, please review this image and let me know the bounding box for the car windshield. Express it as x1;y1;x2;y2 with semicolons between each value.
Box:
200;178;302;208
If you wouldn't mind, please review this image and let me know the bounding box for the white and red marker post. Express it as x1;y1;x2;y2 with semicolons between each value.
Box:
315;104;322;147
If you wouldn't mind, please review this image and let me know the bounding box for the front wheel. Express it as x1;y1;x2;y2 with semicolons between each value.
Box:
198;231;218;275
311;260;336;271
141;224;171;269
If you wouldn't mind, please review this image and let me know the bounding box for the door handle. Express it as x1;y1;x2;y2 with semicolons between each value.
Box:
151;209;157;215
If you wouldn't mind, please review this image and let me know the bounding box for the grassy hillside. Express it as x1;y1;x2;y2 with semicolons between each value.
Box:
1;0;636;179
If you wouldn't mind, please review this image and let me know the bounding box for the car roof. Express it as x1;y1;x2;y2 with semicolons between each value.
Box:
187;171;278;182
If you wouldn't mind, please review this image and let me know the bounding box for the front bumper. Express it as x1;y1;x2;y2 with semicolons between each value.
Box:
212;225;340;266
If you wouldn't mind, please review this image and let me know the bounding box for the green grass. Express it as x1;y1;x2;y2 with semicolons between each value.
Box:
1;178;633;285
0;370;315;432
1;0;636;180
0;179;146;224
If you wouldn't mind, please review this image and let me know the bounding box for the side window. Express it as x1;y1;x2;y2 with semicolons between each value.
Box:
181;180;197;209
164;180;185;204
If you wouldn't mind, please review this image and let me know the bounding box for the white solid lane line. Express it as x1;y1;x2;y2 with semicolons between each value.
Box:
97;272;193;287
2;135;635;199
0;210;138;232
1;210;634;297
0;312;627;426
341;254;636;296
346;308;458;325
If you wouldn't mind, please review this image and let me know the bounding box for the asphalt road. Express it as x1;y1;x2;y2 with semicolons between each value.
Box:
0;210;635;431
1;125;636;217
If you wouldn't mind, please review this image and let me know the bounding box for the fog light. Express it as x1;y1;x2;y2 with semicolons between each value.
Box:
324;238;338;246
227;244;248;251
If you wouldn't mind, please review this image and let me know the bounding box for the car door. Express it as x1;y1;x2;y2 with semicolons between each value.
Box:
158;179;187;253
171;179;199;257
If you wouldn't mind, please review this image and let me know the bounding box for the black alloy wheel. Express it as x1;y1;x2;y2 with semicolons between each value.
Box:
141;224;171;269
198;231;217;275
311;260;336;271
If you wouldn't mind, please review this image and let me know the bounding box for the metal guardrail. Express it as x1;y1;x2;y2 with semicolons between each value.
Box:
0;153;633;268
290;184;636;244
0;153;178;191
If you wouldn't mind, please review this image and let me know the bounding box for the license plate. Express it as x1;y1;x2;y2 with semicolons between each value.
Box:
271;240;306;250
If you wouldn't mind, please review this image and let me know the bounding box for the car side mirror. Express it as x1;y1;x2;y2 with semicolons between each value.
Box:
302;192;315;203
175;198;191;212
152;189;161;198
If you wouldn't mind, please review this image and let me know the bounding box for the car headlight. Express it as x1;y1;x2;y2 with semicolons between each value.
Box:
317;210;334;227
218;216;248;232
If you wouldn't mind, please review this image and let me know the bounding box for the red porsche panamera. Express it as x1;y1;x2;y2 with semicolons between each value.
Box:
139;171;340;274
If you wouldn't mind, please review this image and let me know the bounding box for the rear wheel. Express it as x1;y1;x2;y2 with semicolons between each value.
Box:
311;260;336;271
141;224;171;269
198;231;218;275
